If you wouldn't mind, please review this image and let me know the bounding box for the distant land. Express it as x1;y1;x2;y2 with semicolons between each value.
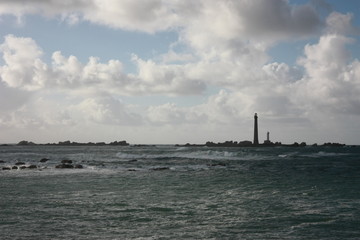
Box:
179;141;347;148
0;140;130;147
0;140;350;147
1;114;353;148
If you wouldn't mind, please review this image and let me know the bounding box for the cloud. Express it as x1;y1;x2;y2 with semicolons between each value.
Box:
0;0;323;38
0;1;327;98
147;103;206;124
325;12;360;35
0;0;177;33
0;35;206;96
73;97;142;125
133;56;206;95
297;34;360;114
0;94;143;130
0;81;32;112
0;34;48;90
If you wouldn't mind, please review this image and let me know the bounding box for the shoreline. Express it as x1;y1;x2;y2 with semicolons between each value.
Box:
0;140;352;148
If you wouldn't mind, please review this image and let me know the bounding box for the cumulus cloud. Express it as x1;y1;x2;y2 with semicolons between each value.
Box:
297;34;360;114
0;35;206;96
0;35;48;90
73;97;142;125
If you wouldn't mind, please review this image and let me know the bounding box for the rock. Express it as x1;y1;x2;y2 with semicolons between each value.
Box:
208;162;227;167
0;160;5;163
127;169;137;171
151;167;170;171
74;164;83;169
15;162;25;165
40;158;49;163
20;166;27;170
61;160;73;164
55;164;74;169
128;159;138;163
2;167;11;170
28;165;37;169
12;166;18;170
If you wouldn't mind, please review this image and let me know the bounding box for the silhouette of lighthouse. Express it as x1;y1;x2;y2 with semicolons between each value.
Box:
253;113;259;145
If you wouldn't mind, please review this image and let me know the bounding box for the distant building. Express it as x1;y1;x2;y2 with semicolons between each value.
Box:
264;131;272;145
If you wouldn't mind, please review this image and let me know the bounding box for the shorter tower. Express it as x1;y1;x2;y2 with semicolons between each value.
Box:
253;113;259;145
264;131;272;145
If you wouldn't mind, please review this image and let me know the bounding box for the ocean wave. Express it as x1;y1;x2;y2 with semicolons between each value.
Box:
301;151;350;158
115;150;252;161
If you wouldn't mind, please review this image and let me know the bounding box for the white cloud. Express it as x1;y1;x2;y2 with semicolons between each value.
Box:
133;56;206;95
73;97;142;125
147;102;208;125
0;35;206;96
297;34;360;114
0;34;48;90
0;81;32;112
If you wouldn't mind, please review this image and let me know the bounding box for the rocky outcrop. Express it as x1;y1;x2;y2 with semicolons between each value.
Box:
40;158;49;163
2;164;40;170
207;162;227;167
2;158;85;171
55;163;83;169
55;164;74;169
61;160;72;164
151;167;170;171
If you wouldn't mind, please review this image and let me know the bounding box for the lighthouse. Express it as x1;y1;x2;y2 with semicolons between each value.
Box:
253;113;259;145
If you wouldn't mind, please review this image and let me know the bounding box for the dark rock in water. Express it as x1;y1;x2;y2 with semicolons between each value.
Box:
28;165;37;169
15;162;25;165
128;159;138;163
40;158;49;163
74;164;83;169
128;169;137;171
61;160;73;164
152;167;170;171
20;166;27;170
2;167;11;170
0;160;5;163
208;162;227;167
12;166;18;170
56;164;74;169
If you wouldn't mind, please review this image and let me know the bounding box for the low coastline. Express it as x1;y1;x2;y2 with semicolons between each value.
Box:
0;140;349;148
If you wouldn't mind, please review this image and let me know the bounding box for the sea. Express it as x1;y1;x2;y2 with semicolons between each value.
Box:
1;144;360;240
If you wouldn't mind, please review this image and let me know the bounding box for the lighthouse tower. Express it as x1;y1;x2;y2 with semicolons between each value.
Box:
253;113;259;145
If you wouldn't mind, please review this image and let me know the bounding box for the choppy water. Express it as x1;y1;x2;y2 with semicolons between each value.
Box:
1;145;360;239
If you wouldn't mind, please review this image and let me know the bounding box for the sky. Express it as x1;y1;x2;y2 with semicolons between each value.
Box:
1;0;360;145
